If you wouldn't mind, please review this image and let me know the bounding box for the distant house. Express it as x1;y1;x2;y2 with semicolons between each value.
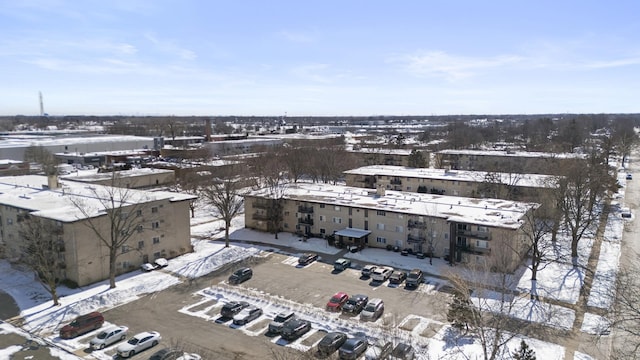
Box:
0;175;195;286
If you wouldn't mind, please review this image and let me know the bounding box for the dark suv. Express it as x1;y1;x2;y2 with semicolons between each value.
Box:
59;312;104;339
405;269;424;289
342;294;369;315
317;332;347;356
220;301;250;318
281;319;311;341
228;267;253;284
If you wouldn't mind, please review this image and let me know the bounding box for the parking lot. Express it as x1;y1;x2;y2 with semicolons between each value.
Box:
79;251;453;359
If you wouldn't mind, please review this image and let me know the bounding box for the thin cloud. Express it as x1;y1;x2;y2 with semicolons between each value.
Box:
399;51;523;81
291;63;333;83
279;30;315;43
144;33;197;60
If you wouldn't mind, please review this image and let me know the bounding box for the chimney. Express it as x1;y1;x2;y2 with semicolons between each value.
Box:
47;174;59;189
376;184;385;197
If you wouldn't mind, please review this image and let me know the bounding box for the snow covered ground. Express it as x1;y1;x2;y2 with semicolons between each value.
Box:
0;180;629;359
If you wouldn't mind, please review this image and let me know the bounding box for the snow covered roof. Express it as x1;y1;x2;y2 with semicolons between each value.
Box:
344;165;557;188
334;228;371;238
437;149;586;159
0;175;195;222
0;135;154;149
349;148;415;156
247;183;538;229
60;168;174;182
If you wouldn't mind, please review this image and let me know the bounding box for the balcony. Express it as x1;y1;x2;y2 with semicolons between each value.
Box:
457;244;491;255
252;200;270;209
408;220;427;229
390;178;402;185
407;234;426;244
298;217;314;225
252;212;269;221
298;205;314;214
457;229;491;240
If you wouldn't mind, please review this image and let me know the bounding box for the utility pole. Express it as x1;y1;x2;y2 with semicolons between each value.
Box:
39;91;44;116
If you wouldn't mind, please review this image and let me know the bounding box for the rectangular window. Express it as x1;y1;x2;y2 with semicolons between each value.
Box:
377;210;386;216
137;225;143;233
319;215;325;222
121;245;130;254
333;217;342;224
335;206;340;211
154;252;161;258
320;204;326;208
284;223;289;228
320;228;326;234
153;237;160;244
138;241;144;249
377;223;385;230
395;226;403;233
122;261;131;269
376;237;386;244
152;221;160;229
136;209;142;217
152;207;158;213
7;218;12;225
284;211;290;216
348;208;352;216
477;226;488;232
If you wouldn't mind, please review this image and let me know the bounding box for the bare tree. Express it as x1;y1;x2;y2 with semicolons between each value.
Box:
23;145;59;175
248;150;288;239
68;175;159;289
608;254;640;359
200;165;246;247
18;215;64;306
519;205;555;300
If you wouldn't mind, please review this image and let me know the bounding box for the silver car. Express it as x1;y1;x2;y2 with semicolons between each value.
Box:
116;331;161;358
89;325;128;350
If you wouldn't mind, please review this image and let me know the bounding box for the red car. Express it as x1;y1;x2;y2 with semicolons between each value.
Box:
326;292;349;312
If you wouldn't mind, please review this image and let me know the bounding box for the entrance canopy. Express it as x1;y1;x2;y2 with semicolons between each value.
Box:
334;228;371;238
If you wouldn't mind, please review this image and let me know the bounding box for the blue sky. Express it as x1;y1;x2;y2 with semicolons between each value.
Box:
1;1;639;116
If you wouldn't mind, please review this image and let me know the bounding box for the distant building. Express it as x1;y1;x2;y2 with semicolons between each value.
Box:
349;148;429;167
244;183;538;270
0;175;195;286
436;149;585;175
61;168;175;189
205;137;282;157
344;165;556;205
0;160;30;176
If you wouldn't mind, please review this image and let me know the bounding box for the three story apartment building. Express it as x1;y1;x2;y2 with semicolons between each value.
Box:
245;183;538;270
0;175;195;286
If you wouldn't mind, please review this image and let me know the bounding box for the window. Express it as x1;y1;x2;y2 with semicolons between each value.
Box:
152;221;160;229
121;245;130;254
333;217;342;224
152;207;158;213
376;237;386;244
377;223;385;230
320;228;326;234
154;252;161;258
334;206;340;211
138;241;144;249
137;225;143;233
284;211;290;216
377;210;386;216
7;218;12;225
395;226;403;233
136;210;142;217
319;215;325;222
477;226;488;232
320;204;326;208
122;261;131;269
398;214;403;219
348;208;352;216
283;223;289;228
153;237;160;244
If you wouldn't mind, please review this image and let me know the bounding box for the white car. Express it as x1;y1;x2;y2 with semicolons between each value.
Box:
140;258;169;272
232;305;263;325
89;325;128;350
116;331;161;358
371;266;394;282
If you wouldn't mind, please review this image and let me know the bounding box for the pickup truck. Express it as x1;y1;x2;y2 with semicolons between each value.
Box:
371;266;393;282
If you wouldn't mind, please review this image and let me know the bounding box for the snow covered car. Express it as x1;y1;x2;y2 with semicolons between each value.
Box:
140;258;168;272
116;331;161;358
89;325;128;350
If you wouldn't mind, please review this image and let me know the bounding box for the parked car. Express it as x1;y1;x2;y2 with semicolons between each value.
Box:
317;331;348;356
371;266;393;282
365;340;393;360
361;264;377;278
228;267;253;284
298;253;319;266
268;310;296;334
233;305;263;325
116;331;161;358
59;312;104;339
360;298;384;321
626;173;633;180
390;343;415;360
281;319;311;341
89;325;128;350
220;301;250;318
326;291;349;311
333;258;351;271
415;252;425;259
339;337;368;360
405;269;424;289
149;348;183;360
388;270;407;285
342;294;369;315
141;258;169;272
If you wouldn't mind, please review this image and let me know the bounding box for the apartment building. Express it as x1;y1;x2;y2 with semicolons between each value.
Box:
0;175;195;286
344;165;556;204
349;148;429;167
62;168;175;189
244;183;538;269
436;149;586;175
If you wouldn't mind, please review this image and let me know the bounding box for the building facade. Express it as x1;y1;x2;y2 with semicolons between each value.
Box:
0;175;195;286
244;183;538;270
